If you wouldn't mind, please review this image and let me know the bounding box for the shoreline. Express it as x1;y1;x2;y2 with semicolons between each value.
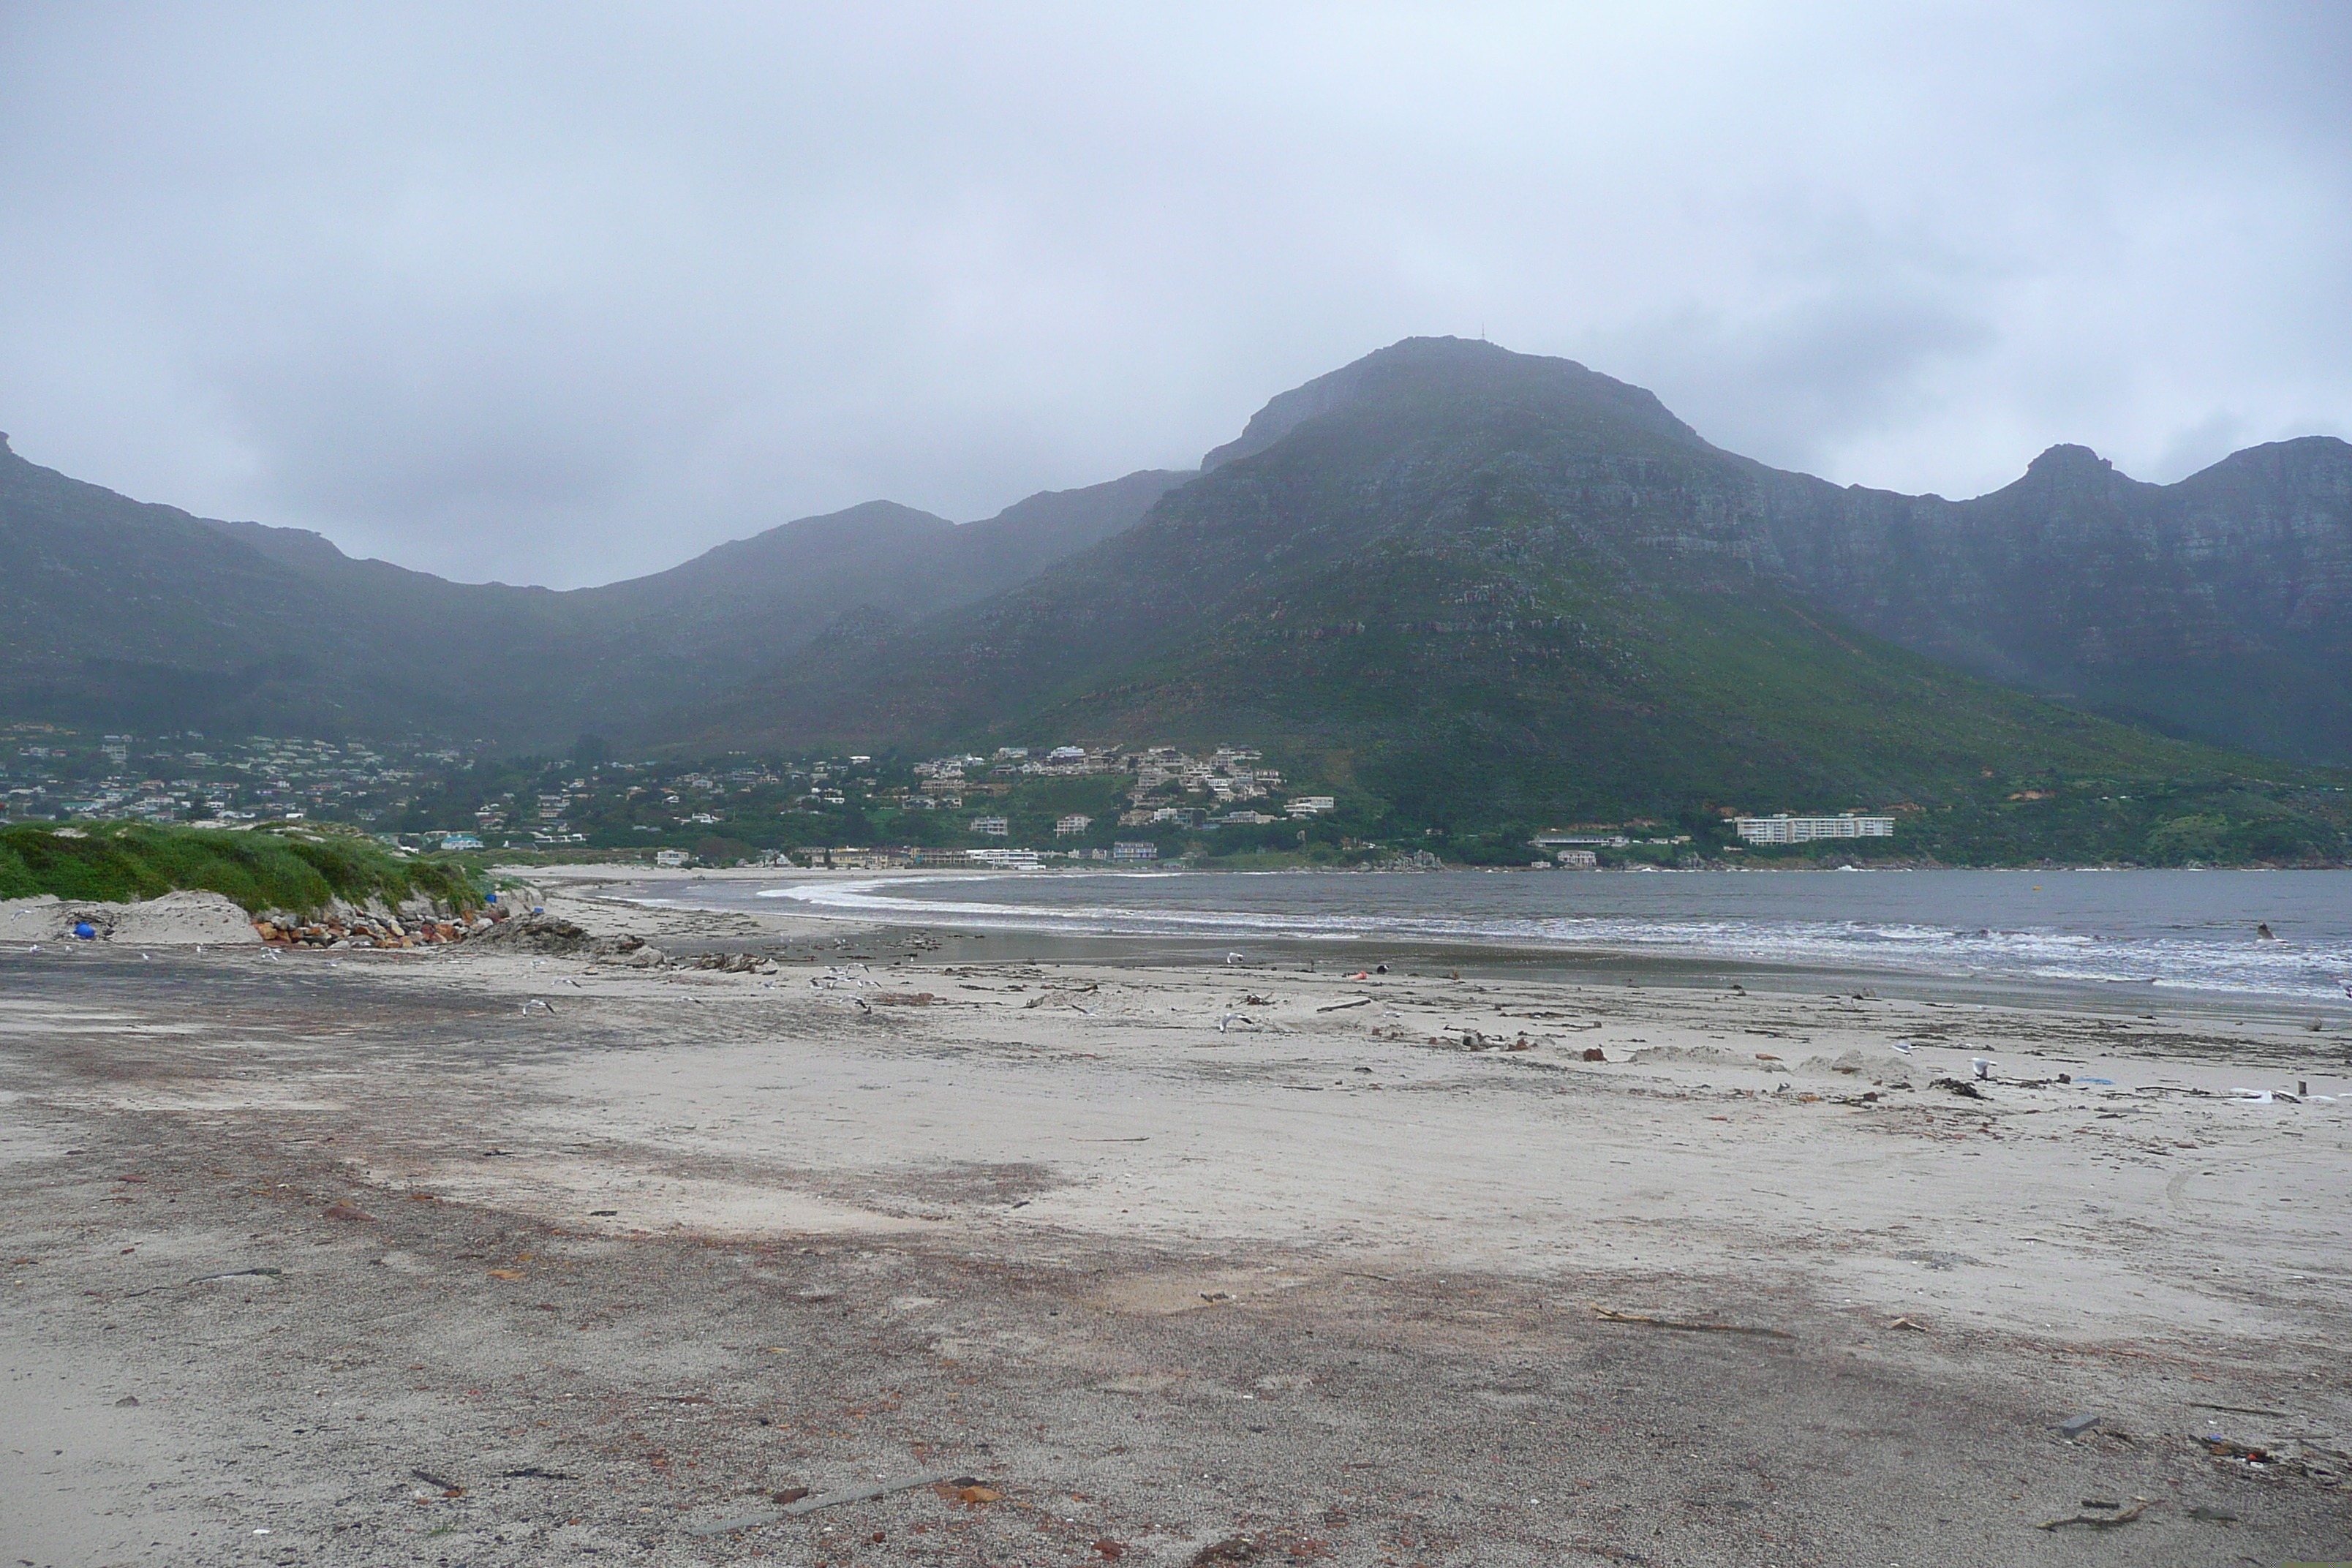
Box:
489;848;2352;873
548;862;2352;1030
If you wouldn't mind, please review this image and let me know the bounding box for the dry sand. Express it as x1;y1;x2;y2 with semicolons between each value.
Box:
1;870;2345;1566
0;889;262;947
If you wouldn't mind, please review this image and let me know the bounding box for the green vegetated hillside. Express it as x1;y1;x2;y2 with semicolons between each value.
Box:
674;338;2346;863
0;822;480;914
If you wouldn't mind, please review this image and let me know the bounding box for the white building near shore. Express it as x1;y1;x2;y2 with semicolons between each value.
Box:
1734;813;1896;844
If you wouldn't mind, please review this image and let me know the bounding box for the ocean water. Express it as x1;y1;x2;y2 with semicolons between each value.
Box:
643;867;2352;1009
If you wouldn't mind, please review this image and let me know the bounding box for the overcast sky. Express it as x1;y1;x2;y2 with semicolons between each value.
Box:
3;4;2348;587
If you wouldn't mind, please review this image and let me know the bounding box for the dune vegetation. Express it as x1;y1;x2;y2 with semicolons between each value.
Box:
0;821;480;916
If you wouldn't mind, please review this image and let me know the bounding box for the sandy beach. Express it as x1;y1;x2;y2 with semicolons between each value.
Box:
2;867;2346;1566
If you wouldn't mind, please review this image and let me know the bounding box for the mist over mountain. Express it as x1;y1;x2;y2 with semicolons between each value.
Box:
2;336;2345;831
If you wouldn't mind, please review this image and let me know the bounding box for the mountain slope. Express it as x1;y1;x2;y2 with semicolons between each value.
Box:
0;432;561;736
563;469;1188;693
0;431;1185;742
682;338;2315;826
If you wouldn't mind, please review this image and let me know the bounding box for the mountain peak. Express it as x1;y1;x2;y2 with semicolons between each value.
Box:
1202;336;1702;470
1993;442;2138;505
2024;442;2112;478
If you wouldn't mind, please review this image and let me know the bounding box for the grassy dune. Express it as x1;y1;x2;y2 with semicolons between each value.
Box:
0;822;480;916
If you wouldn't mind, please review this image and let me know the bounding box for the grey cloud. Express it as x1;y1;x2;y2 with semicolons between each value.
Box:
1;2;2347;585
2149;411;2251;486
1585;293;2000;482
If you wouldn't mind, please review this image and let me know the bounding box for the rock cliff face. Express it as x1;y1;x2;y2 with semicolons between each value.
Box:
1733;436;2352;762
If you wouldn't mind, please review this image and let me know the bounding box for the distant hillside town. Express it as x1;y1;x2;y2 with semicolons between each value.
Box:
4;720;2337;870
0;727;1373;867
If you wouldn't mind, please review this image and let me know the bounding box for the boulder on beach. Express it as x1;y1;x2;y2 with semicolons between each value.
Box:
472;914;657;961
472;914;595;954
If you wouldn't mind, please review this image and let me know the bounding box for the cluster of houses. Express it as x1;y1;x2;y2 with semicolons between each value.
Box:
905;742;1338;830
1116;747;1334;825
1;728;449;832
627;741;1345;871
907;745;1121;809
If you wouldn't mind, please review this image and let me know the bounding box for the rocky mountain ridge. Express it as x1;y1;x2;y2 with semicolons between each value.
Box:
676;338;2333;832
1739;434;2352;763
2;337;2345;799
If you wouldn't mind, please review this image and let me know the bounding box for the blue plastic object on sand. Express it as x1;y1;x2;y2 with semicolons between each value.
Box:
72;921;97;940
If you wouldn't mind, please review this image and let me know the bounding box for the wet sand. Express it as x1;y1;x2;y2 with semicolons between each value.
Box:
1;870;2346;1565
